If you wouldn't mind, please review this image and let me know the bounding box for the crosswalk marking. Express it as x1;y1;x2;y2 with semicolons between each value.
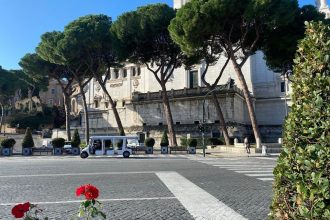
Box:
246;173;274;177
257;178;274;181
235;170;273;173
213;165;274;168
187;156;276;182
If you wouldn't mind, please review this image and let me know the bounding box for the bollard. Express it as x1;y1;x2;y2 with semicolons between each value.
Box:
262;145;267;156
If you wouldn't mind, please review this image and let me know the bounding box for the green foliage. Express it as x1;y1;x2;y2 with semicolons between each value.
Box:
112;4;179;64
0;138;16;148
8;113;53;130
71;129;81;148
270;22;330;219
208;137;224;146
52;138;65;148
262;5;326;72
144;138;155;148
180;137;188;147
22;127;34;148
169;0;298;57
80;142;87;149
188;138;197;147
160;131;169;146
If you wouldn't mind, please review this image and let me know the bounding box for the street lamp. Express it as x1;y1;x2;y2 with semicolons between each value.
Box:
201;86;223;157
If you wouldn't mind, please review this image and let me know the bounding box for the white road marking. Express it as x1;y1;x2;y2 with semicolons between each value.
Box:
213;165;274;167
0;197;176;206
235;170;274;173
156;171;247;220
255;157;278;161
246;173;274;177
257;178;274;181
0;171;157;178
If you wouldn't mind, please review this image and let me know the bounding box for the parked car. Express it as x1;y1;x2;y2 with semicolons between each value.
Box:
63;141;72;154
42;139;52;148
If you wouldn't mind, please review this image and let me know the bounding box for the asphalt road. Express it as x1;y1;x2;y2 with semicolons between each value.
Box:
0;155;277;219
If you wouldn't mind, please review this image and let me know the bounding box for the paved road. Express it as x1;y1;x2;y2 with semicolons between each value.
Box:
0;155;277;219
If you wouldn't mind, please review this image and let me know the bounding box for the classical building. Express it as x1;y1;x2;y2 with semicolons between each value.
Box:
316;0;330;18
14;79;64;112
72;0;327;144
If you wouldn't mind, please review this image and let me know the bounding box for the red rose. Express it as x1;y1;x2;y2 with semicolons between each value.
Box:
76;185;85;197
76;184;99;200
11;202;30;218
22;202;30;212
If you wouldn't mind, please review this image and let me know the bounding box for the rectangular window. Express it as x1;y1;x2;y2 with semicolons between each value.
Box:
189;71;199;89
176;122;181;125
114;69;119;79
194;121;200;124
137;66;141;75
132;67;136;76
214;120;220;124
94;100;99;108
281;81;285;92
51;89;56;94
123;69;127;78
158;122;163;126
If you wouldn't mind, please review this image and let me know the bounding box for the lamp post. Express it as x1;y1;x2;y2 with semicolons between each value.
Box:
201;87;223;157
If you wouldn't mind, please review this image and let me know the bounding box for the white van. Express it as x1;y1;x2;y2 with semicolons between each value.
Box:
80;136;137;159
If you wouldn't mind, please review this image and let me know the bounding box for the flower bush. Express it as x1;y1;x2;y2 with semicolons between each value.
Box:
11;184;106;219
76;184;106;219
11;202;47;219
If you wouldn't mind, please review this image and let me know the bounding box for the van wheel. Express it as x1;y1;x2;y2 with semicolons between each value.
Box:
80;151;88;159
123;151;130;158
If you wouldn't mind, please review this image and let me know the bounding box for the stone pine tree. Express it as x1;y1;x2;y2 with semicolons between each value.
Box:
112;4;186;146
270;22;330;219
262;5;326;73
169;0;298;147
20;53;74;141
71;129;81;148
60;15;126;136
37;31;93;143
22;127;35;148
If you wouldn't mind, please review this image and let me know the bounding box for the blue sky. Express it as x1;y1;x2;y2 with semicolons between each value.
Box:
0;0;317;70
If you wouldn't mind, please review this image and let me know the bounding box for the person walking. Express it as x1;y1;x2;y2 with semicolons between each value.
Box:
244;137;250;154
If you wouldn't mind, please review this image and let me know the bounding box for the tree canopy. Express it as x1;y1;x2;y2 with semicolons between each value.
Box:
262;5;326;73
169;0;299;145
112;4;184;146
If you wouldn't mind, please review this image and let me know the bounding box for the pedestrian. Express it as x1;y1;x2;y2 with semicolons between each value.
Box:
244;137;250;154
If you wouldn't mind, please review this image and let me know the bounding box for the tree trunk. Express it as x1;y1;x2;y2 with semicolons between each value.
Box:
63;94;71;141
78;84;90;143
95;76;125;135
231;58;262;147
160;84;177;146
210;91;230;145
